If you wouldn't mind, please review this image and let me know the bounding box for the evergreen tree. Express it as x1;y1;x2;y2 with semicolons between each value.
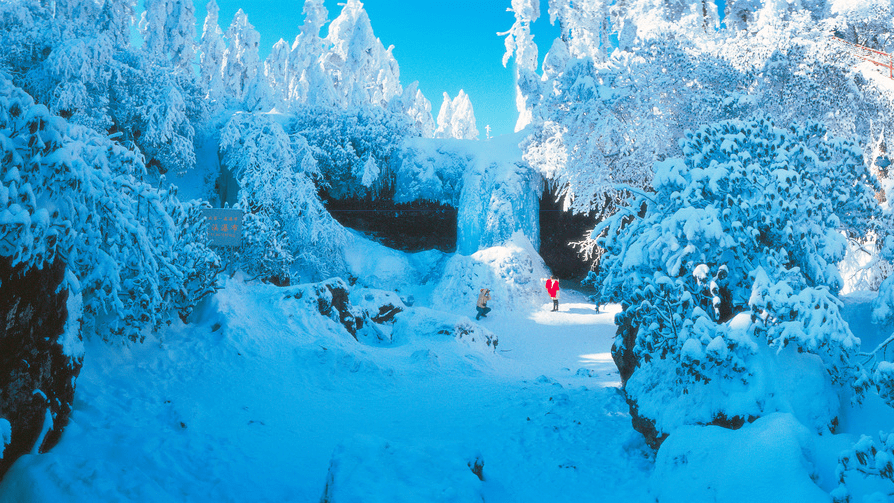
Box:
591;116;879;445
500;0;541;131
0;77;218;341
199;0;227;105
265;38;291;110
287;0;336;108
221;9;262;106
395;81;435;138
434;90;478;140
324;0;401;108
139;0;196;69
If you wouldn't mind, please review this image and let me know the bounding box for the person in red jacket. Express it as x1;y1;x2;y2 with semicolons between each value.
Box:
545;276;560;312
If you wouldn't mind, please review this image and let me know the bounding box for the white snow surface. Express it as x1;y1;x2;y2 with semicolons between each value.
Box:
2;238;893;501
0;258;651;501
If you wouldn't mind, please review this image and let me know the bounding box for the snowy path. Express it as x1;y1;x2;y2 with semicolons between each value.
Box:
0;283;653;503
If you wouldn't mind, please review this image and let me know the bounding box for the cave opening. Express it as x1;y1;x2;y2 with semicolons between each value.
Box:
322;193;458;253
538;186;598;281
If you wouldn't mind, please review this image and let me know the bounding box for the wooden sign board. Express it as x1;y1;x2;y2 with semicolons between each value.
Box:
202;208;244;247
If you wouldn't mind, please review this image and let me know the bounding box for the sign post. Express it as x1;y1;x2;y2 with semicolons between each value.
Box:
201;208;244;247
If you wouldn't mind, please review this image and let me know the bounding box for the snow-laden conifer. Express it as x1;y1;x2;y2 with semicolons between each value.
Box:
547;0;610;61
140;0;196;69
500;0;540;131
395;81;435;138
294;106;410;201
434;91;478;140
324;0;401;108
265;39;291;110
286;0;337;108
199;0;227;105
221;9;261;106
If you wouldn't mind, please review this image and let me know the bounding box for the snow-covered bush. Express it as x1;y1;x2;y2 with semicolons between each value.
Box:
0;78;218;340
833;432;894;503
291;105;411;201
167;196;223;321
590;116;879;445
0;0;204;177
654;413;828;502
220;112;348;281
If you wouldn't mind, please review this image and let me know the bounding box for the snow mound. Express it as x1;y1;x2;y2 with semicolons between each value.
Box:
431;231;549;313
0;453;175;503
392;307;498;353
320;435;484;503
652;413;829;503
343;230;448;304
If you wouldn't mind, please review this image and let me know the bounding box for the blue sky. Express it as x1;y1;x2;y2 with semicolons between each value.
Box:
200;0;560;137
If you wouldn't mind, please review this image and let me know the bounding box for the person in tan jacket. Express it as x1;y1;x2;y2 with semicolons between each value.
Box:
476;288;491;320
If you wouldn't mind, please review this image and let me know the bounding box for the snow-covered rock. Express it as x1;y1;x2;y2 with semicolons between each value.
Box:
320;435;484;503
0;258;81;477
652;413;828;503
391;307;498;353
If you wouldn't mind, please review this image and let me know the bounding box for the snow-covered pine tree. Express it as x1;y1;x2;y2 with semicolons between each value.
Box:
294;105;410;201
221;9;262;107
99;0;136;48
393;81;435;138
589;116;880;447
265;39;291;110
27;33;116;132
129;72;198;175
500;0;541;131
434;90;479;140
139;0;196;70
523;0;894;228
199;0;227;106
287;0;337;108
547;0;610;61
828;0;894;51
324;0;401;108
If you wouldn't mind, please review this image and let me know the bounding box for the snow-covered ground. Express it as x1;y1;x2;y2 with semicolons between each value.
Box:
2;230;893;502
0;276;653;502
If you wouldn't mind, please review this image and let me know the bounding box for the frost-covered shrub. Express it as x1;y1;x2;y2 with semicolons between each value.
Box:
167;196;223;321
833;432;894;503
653;413;828;502
590;116;879;445
0;0;203;177
220;112;347;281
291;105;411;201
0;78;218;340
